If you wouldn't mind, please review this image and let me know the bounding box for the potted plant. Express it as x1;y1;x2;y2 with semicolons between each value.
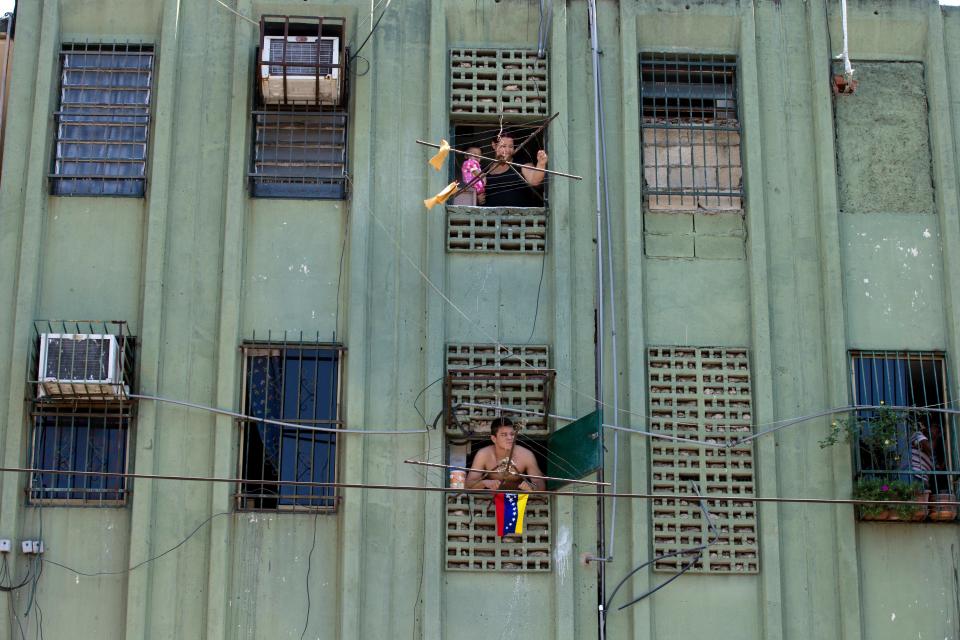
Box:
819;404;905;472
821;406;933;521
851;477;887;520
850;478;926;521
930;490;958;521
887;480;927;521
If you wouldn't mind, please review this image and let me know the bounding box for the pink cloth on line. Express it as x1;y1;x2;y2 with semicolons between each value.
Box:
461;157;485;194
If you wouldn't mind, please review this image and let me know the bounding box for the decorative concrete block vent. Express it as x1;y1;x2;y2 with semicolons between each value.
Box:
642;124;743;211
445;343;553;437
647;346;759;574
445;493;551;571
450;48;548;119
446;206;546;253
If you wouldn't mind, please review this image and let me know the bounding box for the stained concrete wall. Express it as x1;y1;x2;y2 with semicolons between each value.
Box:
0;1;956;639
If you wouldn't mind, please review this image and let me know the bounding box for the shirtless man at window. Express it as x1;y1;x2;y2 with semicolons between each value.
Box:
465;417;545;492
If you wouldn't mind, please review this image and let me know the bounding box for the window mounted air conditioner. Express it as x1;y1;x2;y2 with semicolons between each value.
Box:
37;333;126;398
260;36;341;105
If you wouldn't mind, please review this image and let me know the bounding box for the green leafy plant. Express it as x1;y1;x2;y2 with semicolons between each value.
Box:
850;477;925;520
819;404;913;472
852;477;888;519
889;480;926;519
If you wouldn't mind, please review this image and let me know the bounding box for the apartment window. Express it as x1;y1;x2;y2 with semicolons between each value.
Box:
849;351;954;494
239;342;343;511
640;54;742;211
250;16;348;199
51;43;153;197
444;343;554;572
28;320;136;505
29;404;131;504
446;48;549;249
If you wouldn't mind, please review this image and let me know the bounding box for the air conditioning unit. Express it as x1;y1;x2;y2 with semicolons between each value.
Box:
260;36;340;105
37;333;126;399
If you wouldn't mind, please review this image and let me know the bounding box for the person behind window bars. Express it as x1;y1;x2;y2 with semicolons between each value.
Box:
452;146;486;206
907;430;934;490
477;134;547;208
465;416;545;492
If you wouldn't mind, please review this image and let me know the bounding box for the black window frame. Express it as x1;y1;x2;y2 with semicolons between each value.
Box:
28;403;132;505
238;341;345;512
639;52;743;210
249;16;350;200
50;42;154;197
849;350;957;494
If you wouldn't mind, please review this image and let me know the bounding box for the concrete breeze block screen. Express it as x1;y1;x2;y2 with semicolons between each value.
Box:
647;346;759;574
445;494;551;572
450;48;548;119
445;343;552;437
446;206;547;253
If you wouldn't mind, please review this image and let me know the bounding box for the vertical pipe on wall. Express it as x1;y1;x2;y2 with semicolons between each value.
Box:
838;0;853;79
586;0;608;637
0;12;13;176
598;38;621;564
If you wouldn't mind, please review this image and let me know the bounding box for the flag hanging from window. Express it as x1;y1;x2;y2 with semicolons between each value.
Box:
494;492;529;536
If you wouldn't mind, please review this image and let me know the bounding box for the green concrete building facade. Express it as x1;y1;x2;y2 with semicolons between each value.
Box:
0;0;958;638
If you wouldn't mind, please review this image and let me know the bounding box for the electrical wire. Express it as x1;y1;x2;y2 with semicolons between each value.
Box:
3;558;26;640
351;54;371;77
0;558;33;592
604;483;719;611
299;511;320;640
42;512;231;577
349;0;393;62
536;0;552;59
0;464;949;507
335;197;353;341
525;248;548;344
128;393;426;435
211;0;259;27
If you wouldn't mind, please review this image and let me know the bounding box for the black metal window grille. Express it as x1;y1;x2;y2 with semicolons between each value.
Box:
250;109;347;199
30;320;136;402
29;404;131;504
250;16;349;200
850;351;955;494
51;43;153;197
238;340;343;511
640;53;742;211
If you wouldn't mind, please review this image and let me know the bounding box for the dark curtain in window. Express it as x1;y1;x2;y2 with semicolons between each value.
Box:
243;348;339;508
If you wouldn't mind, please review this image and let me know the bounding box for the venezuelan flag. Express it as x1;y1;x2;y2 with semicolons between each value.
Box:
494;493;529;536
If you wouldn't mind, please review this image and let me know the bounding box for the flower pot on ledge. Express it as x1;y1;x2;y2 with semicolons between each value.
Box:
930;493;957;521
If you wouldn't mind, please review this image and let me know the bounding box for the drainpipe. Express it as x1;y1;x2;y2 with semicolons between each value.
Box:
0;12;12;176
586;1;609;638
838;0;853;80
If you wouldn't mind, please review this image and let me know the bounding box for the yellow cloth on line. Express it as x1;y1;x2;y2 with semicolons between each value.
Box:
428;139;450;171
424;181;459;210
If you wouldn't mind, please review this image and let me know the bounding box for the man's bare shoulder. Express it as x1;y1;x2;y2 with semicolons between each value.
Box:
471;445;497;469
512;444;538;466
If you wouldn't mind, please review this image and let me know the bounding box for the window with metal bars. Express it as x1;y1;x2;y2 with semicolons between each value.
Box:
238;342;343;511
29;404;131;505
51;43;153;197
443;343;554;572
849;351;956;495
249;16;348;199
640;53;742;211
